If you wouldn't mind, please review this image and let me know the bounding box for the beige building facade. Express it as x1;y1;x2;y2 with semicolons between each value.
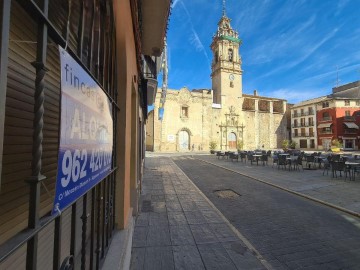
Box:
147;12;288;152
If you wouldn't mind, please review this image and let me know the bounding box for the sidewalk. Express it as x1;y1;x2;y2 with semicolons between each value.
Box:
130;157;268;270
197;155;360;215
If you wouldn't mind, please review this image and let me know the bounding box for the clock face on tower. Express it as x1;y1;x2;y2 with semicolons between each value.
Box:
229;74;235;81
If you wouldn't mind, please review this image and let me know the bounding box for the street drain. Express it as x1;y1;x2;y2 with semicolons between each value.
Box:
141;200;153;212
213;189;240;199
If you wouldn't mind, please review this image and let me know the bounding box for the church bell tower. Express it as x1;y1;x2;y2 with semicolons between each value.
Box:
211;1;242;107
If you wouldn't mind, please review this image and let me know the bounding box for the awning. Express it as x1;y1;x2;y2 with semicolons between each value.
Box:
344;122;359;129
318;123;332;128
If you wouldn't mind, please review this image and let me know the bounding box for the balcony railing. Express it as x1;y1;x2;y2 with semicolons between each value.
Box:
319;116;332;122
292;132;315;137
292;122;315;128
344;116;356;121
319;130;333;134
292;110;314;118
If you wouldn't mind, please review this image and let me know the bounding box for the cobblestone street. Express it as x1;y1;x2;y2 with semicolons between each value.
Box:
131;155;360;269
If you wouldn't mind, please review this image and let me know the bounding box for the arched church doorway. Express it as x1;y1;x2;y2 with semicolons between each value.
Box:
228;132;237;149
178;130;190;151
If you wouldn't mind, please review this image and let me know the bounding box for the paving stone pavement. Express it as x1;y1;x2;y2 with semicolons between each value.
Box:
196;155;360;215
130;157;267;270
173;156;360;270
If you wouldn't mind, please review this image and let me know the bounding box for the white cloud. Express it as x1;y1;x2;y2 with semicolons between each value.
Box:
246;15;317;66
171;0;180;9
258;27;340;79
178;0;211;71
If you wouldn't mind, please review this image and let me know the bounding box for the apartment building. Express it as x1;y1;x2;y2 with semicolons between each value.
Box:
291;81;360;151
291;97;326;149
317;81;360;150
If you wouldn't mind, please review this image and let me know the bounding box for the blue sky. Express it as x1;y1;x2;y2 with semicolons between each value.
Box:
162;0;360;104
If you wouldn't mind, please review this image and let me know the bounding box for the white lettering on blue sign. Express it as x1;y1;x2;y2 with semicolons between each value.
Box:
52;47;113;214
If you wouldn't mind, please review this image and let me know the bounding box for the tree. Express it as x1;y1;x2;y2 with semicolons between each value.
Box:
282;139;290;150
290;140;297;149
331;139;343;148
237;140;244;150
209;141;217;153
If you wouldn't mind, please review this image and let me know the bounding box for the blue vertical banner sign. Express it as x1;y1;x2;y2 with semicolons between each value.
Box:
52;47;113;214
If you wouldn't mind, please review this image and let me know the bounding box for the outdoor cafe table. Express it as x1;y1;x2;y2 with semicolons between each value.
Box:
315;155;329;169
345;161;360;180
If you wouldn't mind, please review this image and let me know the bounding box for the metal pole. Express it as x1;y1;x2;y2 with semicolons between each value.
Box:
81;193;88;270
0;0;11;190
26;0;49;269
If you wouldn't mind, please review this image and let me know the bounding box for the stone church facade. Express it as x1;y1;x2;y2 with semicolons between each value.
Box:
146;12;288;152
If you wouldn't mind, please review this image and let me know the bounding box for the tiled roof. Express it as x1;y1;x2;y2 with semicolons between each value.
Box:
292;96;328;108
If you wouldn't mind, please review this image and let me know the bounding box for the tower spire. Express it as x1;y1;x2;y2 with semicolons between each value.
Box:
222;0;226;17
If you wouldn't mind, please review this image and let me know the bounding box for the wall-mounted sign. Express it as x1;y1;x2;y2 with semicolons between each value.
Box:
167;134;175;142
52;47;113;214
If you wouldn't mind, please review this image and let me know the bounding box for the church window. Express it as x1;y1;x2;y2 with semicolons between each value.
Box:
228;49;233;62
230;81;234;88
181;106;188;118
215;51;219;63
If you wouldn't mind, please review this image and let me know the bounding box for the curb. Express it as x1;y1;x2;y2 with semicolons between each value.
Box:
196;157;360;219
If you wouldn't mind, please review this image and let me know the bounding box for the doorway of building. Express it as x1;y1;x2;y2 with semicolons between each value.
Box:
310;139;315;148
178;130;190;151
344;139;354;150
228;132;237;149
322;139;331;151
300;139;307;148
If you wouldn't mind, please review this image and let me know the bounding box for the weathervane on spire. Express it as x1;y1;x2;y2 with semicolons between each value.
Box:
222;0;226;16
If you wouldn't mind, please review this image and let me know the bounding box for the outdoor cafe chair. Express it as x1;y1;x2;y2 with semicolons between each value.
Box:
277;155;288;170
272;154;279;168
247;154;256;165
229;152;239;162
261;154;268;166
331;160;347;178
322;156;332;176
240;152;247;162
305;155;315;169
291;155;304;171
216;151;225;159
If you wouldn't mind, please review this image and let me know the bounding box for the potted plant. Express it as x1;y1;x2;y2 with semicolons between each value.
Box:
282;139;290;152
331;139;343;152
290;140;297;149
209;141;217;154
